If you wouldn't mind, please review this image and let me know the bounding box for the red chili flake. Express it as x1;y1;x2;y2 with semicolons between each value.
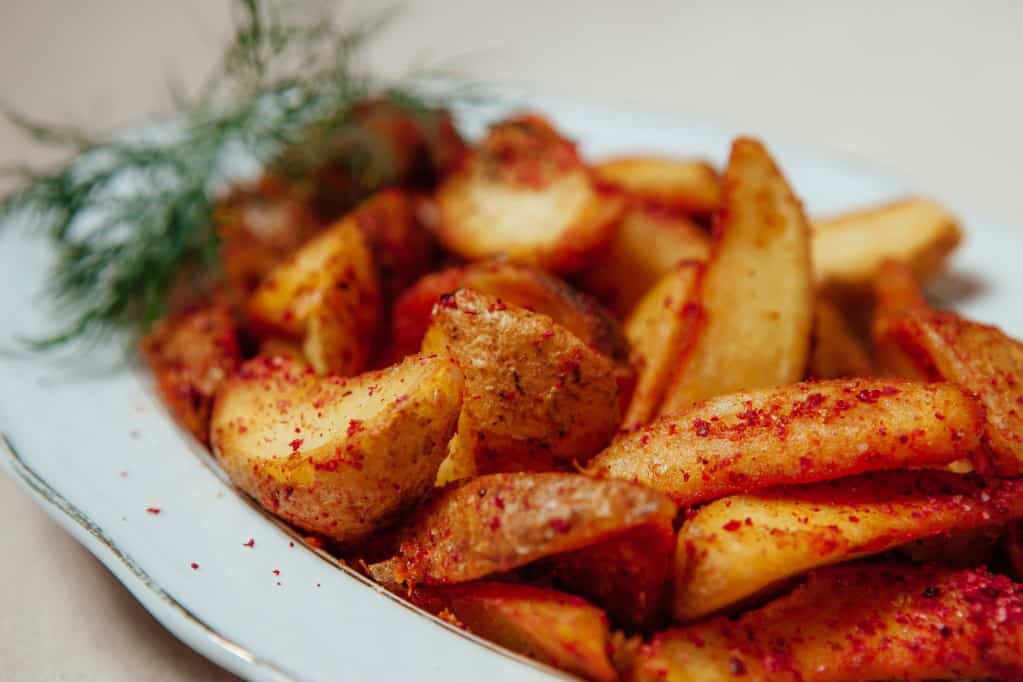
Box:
346;419;364;437
276;581;282;586
729;657;747;676
848;515;860;523
667;423;678;436
640;434;651;446
541;329;555;340
437;293;458;309
272;569;281;576
289;542;295;548
190;562;199;570
289;438;304;452
488;300;508;312
722;520;743;532
548;518;571;533
146;507;161;515
316;583;321;588
693;419;711;437
243;538;255;548
488;516;502;530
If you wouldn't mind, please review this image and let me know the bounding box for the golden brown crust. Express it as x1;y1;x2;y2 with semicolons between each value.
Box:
672;471;1023;620
632;563;1023;681
384;472;676;584
592;378;984;506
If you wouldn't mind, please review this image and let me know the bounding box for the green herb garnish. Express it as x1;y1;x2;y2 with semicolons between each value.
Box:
1;0;458;349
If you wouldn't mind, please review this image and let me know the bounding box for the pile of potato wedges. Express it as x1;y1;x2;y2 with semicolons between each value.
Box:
143;105;1023;681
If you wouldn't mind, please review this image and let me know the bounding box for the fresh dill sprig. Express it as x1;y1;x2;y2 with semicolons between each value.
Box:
0;0;455;349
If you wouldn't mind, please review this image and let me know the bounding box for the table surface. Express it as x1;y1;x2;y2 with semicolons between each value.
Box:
2;1;1021;679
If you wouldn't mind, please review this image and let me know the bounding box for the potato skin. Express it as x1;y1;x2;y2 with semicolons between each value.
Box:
632;563;1023;682
141;304;241;444
385;472;676;584
436;114;624;273
210;353;462;545
672;471;1023;621
426;289;620;475
416;582;617;682
591;378;985;506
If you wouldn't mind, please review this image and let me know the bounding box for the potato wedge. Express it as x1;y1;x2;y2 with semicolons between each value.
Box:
210;353;462;545
592;156;721;215
424;289;620;477
807;298;872;379
381;472;676;584
672;471;1023;621
888;309;1023;475
554;518;675;629
417;582;616;682
658;138;814;415
387;260;631;381
621;261;703;430
141;305;241;444
813;197;962;297
632;563;1023;682
591;378;983;506
436;114;625;273
246;208;380;375
870;259;932;380
576;205;710;317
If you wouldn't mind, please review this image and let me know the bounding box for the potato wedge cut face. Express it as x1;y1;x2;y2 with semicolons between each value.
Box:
621;261;703;430
387;472;676;584
807;298;872;379
427;289;620;475
890;310;1023;475
870;259;933;380
672;471;1023;621
210;353;462;545
436;115;625;273
633;563;1023;682
418;583;616;682
592;156;722;215
659;137;814;415
592;378;984;506
576;205;710;318
814;197;963;297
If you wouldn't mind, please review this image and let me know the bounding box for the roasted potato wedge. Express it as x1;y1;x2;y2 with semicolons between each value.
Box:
141;305;241;444
424;289;620;477
592;156;721;215
246;207;380;375
436;114;625;273
418;582;616;682
621;261;703;430
807;298;872;379
870;259;932;380
672;471;1023;621
210;353;462;545
576;205;710;317
888;309;1023;476
554;518;675;630
658;138;814;415
632;563;1023;682
380;472;676;584
387;260;631;381
813;197;962;298
591;378;983;506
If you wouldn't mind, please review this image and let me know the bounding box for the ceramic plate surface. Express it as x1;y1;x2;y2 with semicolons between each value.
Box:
2;91;1021;681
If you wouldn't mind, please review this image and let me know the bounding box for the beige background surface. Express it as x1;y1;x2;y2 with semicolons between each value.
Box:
1;1;1021;680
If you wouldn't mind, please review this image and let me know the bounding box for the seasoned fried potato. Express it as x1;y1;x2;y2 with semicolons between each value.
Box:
554;518;675;629
141;305;241;444
672;471;1023;621
658;138;814;415
436;114;625;273
807;298;872;379
210;353;462;545
632;563;1023;682
576;205;710;317
387;260;631;388
246;208;380;375
591;379;983;506
888;309;1023;476
418;582;616;682
592;156;721;215
870;259;932;380
424;289;620;477
381;472;676;584
621;261;702;430
813;198;962;297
